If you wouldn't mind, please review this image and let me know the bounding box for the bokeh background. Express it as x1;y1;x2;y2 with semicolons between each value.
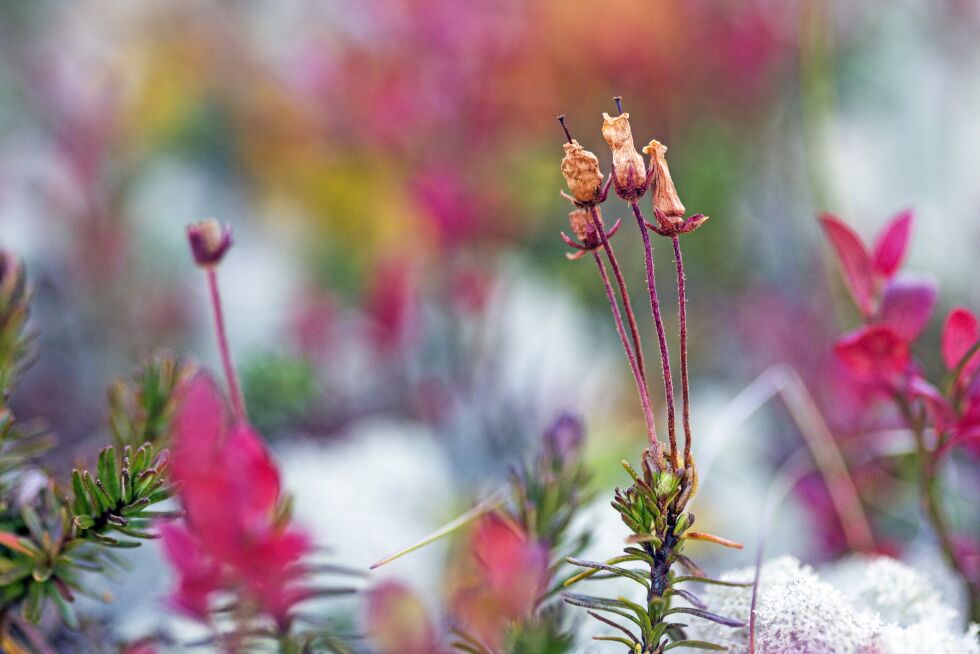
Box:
0;0;978;649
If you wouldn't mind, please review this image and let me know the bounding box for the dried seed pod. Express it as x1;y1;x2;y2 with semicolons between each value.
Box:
561;140;604;204
187;219;233;267
643;140;685;224
602;113;646;196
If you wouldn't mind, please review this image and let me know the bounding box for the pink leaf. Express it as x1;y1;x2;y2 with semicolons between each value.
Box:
834;326;910;385
942;306;980;372
819;214;875;316
871;209;913;278
878;275;937;342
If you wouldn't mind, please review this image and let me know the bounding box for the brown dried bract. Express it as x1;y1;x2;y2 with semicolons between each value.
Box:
561;140;604;204
602;113;646;191
643;140;685;224
568;207;602;246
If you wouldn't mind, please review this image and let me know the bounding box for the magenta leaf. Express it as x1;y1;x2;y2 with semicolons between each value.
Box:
819;214;875;316
942;306;980;372
878;274;937;342
834;325;910;385
871;209;913;278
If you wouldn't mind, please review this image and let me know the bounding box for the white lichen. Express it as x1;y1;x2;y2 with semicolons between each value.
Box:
823;555;958;630
685;555;979;654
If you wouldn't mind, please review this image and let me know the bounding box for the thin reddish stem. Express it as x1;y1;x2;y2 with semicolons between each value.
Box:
897;395;979;621
206;267;246;421
672;236;693;467
593;251;657;443
631;201;677;459
592;206;647;385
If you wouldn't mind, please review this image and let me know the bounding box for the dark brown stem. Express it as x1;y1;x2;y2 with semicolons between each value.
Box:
672;236;693;467
593;251;657;443
630;202;677;458
897;396;979;622
592;207;647;385
206;267;246;421
557;115;573;144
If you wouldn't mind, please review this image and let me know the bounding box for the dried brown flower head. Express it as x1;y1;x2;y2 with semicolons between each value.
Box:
561;140;604;204
643;140;685;224
602;113;646;196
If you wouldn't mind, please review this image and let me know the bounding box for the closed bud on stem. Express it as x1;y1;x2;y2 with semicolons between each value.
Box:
186;219;233;267
643;140;685;225
561;140;604;204
602;113;646;198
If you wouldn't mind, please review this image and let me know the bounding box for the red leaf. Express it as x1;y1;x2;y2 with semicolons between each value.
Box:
224;422;282;521
942;306;980;372
172;373;228;464
159;523;222;620
834;326;909;385
871;209;913;278
878;275;937;342
819;214;875;316
0;531;31;555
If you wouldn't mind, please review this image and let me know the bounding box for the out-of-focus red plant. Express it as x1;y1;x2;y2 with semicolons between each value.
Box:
156;220;355;651
367;412;592;652
450;515;550;650
821;211;979;621
366;581;443;654
162;373;311;625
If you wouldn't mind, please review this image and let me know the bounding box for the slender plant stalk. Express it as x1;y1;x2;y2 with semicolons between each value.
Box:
630;201;677;456
897;396;979;622
206;267;246;421
592;206;647;385
697;365;875;552
593;251;657;442
672;235;693;467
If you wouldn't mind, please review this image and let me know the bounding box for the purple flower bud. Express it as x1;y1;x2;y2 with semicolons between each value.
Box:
187;219;233;267
541;412;585;460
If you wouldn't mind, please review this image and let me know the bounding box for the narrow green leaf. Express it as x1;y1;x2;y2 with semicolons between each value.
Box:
133;444;151;474
593;635;635;647
71;470;91;516
73;515;94;531
47;583;78;629
99;447;122;503
82;472;110;513
663;640;726;651
369;488;508;570
566;557;650;589
22;582;44;623
671;575;753;588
